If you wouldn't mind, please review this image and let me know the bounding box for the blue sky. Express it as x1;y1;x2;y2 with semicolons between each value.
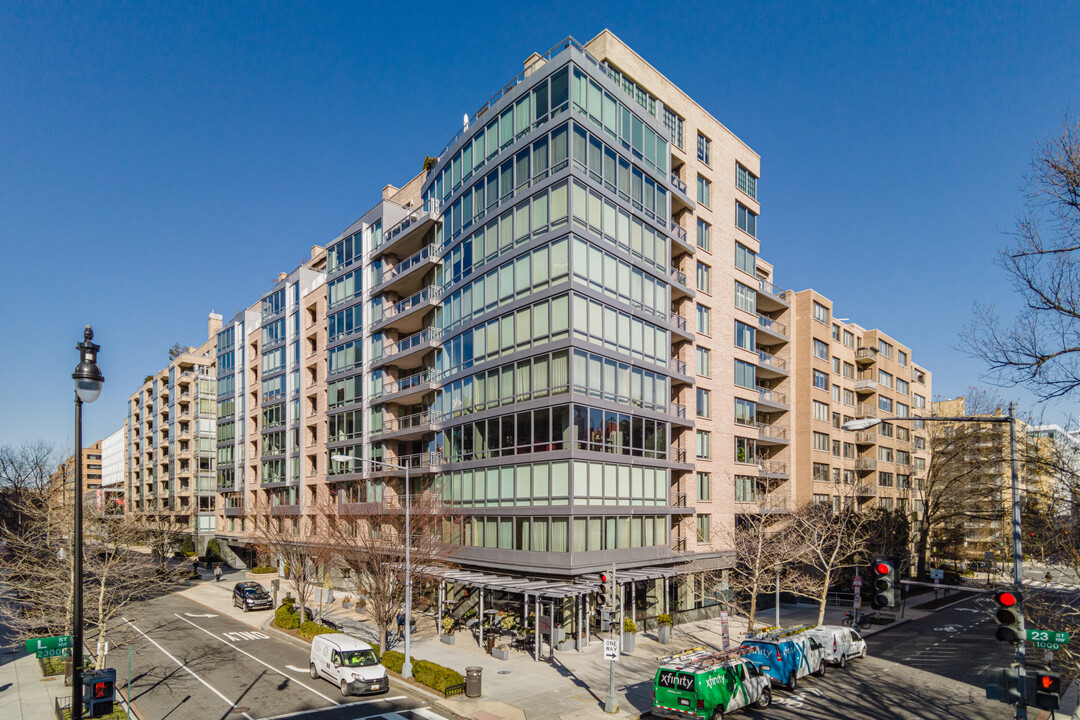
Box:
2;1;1078;452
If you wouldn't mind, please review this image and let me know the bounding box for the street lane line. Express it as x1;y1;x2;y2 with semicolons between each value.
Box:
174;613;340;704
256;696;407;720
286;665;308;672
122;617;255;720
411;708;450;720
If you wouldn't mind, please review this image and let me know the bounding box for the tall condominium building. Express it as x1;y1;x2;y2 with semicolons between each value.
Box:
787;291;931;518
126;314;220;551
51;438;104;505
214;247;328;551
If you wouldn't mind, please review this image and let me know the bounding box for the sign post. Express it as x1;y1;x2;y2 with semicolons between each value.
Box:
604;565;618;714
720;611;730;651
26;636;72;659
853;575;862;625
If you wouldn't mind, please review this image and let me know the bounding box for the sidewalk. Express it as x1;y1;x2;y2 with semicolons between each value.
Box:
0;648;67;719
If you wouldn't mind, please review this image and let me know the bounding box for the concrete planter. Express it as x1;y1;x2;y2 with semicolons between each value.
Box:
556;640;573;652
440;633;456;645
622;632;636;653
658;624;672;644
492;646;509;660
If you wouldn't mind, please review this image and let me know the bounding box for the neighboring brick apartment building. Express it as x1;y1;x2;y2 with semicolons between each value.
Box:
125;315;220;551
51;438;104;505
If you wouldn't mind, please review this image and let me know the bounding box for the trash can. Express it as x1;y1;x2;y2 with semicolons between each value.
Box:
465;666;482;698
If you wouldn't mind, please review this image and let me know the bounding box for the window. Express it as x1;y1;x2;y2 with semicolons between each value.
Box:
813;493;829;506
879;396;893;412
736;164;757;199
897;403;909;417
843;362;854;379
734;398;755;425
898;350;908;366
880;422;893;438
735;282;756;314
696;347;710;376
878;370;893;388
813;462;830;482
735;359;755;389
697;176;711;208
696;262;711;293
735;321;755;351
832;357;841;374
813;431;830;451
697;133;711;164
878;472;894;487
735;475;759;503
735;242;756;275
879;447;894;462
736;203;756;237
832;440;841;456
914;394;926;409
832;412;841;429
813;301;830;324
843;443;855;459
832;324;841;340
843;388;855;406
696;304;711;334
696;514;710;542
813;370;827;390
696;430;711;459
814;339;829;360
696;472;710;501
696;218;710;251
843;330;854;348
696;388;711;418
878;340;893;358
896;378;909;395
832;384;841;402
734;436;756;463
813;400;830;421
661;106;683;148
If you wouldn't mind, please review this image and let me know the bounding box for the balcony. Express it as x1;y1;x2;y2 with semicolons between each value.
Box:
756;278;789;312
854;484;878;498
855;347;878;365
757;423;789;444
669;172;694;212
371;328;440;370
854;378;878;394
756;350;789;378
672;536;687;552
758;461;789;479
856;403;878;418
669;266;694;299
669;311;692;339
372;369;438;406
371;410;434;441
854;430;878;445
670;446;693;468
757;314;788;344
855;458;878;472
756;386;789;411
669;219;692;252
372;243;441;296
669;357;692;382
371;198;440;261
373;286;440;334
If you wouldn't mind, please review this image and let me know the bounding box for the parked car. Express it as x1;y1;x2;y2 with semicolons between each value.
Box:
309;633;388;696
740;624;826;690
652;646;771;719
232;581;273;611
805;625;867;667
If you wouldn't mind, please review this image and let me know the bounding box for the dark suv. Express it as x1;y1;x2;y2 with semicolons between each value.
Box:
232;581;273;611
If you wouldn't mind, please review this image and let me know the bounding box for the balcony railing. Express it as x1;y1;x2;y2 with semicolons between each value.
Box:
671;403;687;419
672;446;689;464
670;312;688;332
856;404;878;418
373;369;436;400
669;266;688;287
377;198;440;250
377;243;441;287
757;351;787;372
758;314;787;336
757;386;787;405
376;328;439;361
854;483;878;497
855;458;878;471
855;430;878;444
757;423;788;441
669;219;688;243
670;172;687;194
380;286;439;322
371;410;432;437
757;277;787;301
671;492;688;508
854;378;878;392
856;347;878;363
758;460;788;476
672;537;687;552
671;357;688;375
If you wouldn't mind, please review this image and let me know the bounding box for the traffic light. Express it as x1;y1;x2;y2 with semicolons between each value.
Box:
992;589;1023;643
869;555;897;609
598;572;610;607
1033;671;1061;710
985;665;1022;705
82;668;116;718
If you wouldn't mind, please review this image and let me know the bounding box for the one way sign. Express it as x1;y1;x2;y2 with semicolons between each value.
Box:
604;638;620;662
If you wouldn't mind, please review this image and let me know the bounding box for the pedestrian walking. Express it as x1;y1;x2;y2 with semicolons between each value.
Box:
397;610;406;637
192;560;199;576
214;565;222;582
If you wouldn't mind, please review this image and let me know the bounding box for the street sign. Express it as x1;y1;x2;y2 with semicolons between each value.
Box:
930;569;945;580
1033;640;1064;650
720;611;730;651
25;636;72;653
1027;630;1070;644
853;576;862;590
35;648;69;659
603;638;620;661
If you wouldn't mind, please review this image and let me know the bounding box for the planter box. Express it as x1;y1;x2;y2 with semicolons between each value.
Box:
622;632;636;653
556;640;573;652
440;634;456;645
492;647;509;660
658;624;672;644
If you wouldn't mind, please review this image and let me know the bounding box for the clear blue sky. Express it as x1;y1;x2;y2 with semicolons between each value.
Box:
3;1;1078;452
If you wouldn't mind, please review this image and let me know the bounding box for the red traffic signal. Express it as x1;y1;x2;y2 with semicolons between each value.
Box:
1034;671;1061;710
994;591;1018;607
874;563;890;576
992;589;1023;643
599;573;608;584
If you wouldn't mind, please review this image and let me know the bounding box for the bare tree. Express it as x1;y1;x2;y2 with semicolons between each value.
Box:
0;441;59;536
329;490;452;653
782;489;874;626
250;498;333;625
965;117;1080;401
130;502;189;571
722;498;788;632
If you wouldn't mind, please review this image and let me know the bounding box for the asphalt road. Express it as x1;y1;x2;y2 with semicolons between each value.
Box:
741;596;1012;720
113;593;446;720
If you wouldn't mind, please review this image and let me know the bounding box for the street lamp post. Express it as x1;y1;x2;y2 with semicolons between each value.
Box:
72;326;104;720
843;404;1026;719
331;453;413;680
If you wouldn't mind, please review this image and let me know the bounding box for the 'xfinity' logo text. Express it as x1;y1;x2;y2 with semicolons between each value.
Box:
658;670;696;693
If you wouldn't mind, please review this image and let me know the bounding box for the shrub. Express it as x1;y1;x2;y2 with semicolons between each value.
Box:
656;613;672;626
275;603;301;630
381;650;406;673
180;536;195;555
299;621;337;640
623;617;637;633
250;566;277;574
412;659;464;693
205;538;222;561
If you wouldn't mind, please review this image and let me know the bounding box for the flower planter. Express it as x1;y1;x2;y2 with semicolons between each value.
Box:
622;632;636;653
556;640;573;652
658;624;672;644
440;633;456;645
492;647;509;660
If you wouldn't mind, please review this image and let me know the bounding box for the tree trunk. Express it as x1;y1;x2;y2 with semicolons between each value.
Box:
747;580;759;632
816;571;831;626
915;523;930;580
378;622;388;654
96;578;107;669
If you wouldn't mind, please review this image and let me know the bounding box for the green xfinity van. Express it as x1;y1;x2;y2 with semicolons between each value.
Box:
652;647;772;720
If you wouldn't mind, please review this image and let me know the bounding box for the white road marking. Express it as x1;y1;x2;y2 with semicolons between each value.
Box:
411;708;451;720
174;613;340;704
223;630;271;642
286;665;308;672
256;696;408;720
184;612;218;618
122;617;255;720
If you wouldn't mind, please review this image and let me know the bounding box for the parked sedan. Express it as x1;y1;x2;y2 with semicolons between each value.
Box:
232;581;273;611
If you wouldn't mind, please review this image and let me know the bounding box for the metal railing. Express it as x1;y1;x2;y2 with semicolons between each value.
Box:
856;347;878;362
672;537;687;552
380;286;439;321
670;312;688;332
377;198;441;251
373;370;436;399
757;350;787;372
671;491;688;508
671;357;688;375
758;314;787;336
670;172;687;194
854;378;877;392
375;328;439;360
757;277;788;301
856;404;878;418
855;430;878;443
757;386;787;405
669;219;688;242
671;403;687;419
377;243;441;286
758;460;788;476
854;483;878;497
757;423;788;441
669;266;688;286
672;446;689;463
855;458;878;471
371;410;432;436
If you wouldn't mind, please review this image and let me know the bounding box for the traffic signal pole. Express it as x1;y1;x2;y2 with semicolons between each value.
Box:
1009;404;1027;720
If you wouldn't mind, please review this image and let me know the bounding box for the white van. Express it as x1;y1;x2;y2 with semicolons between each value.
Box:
806;625;867;668
309;633;388;696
